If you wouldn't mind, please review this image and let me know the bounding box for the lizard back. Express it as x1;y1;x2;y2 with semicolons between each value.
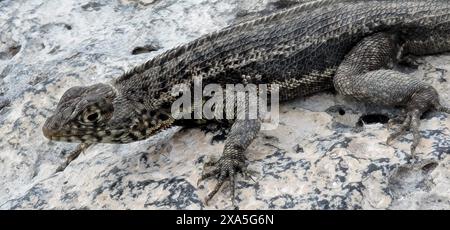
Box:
114;0;450;104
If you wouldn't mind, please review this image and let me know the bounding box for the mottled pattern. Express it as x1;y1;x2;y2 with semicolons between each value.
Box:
40;0;450;206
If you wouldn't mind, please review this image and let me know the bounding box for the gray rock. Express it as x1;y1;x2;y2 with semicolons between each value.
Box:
0;0;449;210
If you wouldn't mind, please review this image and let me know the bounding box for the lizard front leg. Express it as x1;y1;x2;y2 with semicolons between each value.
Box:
334;32;449;156
55;143;92;172
198;118;261;206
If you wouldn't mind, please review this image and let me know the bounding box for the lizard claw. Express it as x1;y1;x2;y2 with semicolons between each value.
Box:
241;168;258;183
386;110;421;156
387;102;449;156
198;156;247;206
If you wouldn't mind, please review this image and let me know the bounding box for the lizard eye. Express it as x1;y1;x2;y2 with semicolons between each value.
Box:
83;111;101;123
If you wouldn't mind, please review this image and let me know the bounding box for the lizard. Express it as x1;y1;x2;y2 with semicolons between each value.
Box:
42;0;450;207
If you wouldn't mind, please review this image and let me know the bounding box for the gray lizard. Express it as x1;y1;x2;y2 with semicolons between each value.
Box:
43;0;450;206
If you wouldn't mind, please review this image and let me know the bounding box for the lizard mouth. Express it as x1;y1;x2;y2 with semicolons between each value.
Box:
43;131;112;143
42;114;71;141
43;114;176;143
42;129;91;142
42;121;103;143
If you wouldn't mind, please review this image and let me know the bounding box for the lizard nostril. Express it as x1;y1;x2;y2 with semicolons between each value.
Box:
51;122;59;129
43;118;60;139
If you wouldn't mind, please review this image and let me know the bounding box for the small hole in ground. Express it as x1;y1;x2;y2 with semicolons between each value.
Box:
131;45;159;55
421;110;434;119
0;98;10;110
0;45;21;60
9;45;21;56
422;162;438;173
357;114;389;126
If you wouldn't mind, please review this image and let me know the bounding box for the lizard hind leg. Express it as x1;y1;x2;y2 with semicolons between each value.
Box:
334;32;449;156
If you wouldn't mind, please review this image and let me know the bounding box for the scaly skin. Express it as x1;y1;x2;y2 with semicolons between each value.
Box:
43;0;450;207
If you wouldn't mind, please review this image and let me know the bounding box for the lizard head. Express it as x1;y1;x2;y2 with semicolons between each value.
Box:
43;83;175;143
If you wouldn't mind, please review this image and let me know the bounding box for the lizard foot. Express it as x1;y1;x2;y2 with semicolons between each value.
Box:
197;156;250;207
387;104;449;156
436;105;450;114
386;110;418;155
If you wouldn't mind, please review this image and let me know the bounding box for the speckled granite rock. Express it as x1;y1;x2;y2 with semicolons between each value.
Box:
0;0;449;210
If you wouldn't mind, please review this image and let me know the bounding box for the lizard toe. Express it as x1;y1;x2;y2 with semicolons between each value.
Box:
199;156;245;206
436;105;450;114
386;113;412;145
387;110;424;157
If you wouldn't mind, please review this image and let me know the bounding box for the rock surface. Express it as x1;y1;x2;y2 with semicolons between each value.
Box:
0;0;449;210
